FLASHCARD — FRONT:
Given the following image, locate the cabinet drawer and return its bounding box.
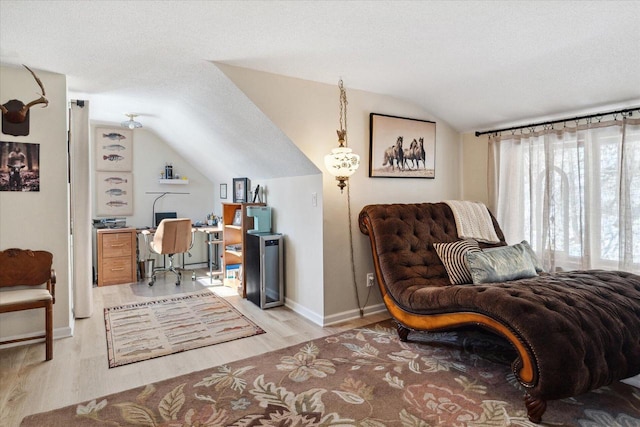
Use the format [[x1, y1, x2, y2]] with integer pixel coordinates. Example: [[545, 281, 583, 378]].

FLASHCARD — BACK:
[[102, 233, 133, 258], [101, 257, 133, 285]]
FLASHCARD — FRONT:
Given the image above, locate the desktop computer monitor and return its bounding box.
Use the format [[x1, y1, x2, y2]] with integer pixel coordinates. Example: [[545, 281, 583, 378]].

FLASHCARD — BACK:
[[155, 211, 177, 227]]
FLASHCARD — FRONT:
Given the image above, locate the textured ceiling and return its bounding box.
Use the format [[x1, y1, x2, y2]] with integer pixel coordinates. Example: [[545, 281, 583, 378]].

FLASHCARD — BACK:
[[1, 1, 639, 181]]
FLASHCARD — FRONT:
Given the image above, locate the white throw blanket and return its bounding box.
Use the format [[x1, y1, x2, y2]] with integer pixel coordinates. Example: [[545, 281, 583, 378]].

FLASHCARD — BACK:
[[444, 200, 500, 243]]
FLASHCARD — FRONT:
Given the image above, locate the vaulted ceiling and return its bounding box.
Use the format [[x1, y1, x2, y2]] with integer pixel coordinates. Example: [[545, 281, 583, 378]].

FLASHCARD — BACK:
[[1, 1, 638, 181]]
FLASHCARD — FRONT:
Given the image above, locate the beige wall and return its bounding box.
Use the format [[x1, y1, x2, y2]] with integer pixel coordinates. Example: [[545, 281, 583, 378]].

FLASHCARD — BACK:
[[0, 65, 72, 340], [461, 132, 489, 205], [219, 65, 463, 323]]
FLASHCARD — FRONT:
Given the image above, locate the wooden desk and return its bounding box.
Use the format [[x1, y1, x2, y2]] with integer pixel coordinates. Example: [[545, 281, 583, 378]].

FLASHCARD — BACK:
[[137, 225, 224, 283], [97, 228, 137, 286], [196, 225, 224, 283]]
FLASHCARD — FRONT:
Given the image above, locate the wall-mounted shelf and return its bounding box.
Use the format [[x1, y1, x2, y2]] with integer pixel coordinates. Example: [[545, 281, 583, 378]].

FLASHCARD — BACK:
[[158, 179, 189, 185]]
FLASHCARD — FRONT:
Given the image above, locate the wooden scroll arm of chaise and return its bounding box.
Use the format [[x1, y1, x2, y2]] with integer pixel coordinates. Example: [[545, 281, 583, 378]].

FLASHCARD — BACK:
[[360, 214, 545, 422], [381, 291, 545, 421]]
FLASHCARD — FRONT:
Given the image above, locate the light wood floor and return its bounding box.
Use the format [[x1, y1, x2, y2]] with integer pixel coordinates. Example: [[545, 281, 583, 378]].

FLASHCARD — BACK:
[[0, 269, 390, 426]]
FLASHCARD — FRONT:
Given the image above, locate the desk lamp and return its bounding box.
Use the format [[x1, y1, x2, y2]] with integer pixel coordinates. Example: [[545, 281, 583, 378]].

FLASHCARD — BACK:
[[146, 191, 189, 227]]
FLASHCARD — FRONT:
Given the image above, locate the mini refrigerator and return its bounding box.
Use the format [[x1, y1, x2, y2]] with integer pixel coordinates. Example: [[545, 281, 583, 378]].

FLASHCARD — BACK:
[[245, 233, 284, 309]]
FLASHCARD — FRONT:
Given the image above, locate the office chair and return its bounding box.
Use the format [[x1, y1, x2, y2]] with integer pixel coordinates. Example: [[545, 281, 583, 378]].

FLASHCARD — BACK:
[[142, 218, 194, 286]]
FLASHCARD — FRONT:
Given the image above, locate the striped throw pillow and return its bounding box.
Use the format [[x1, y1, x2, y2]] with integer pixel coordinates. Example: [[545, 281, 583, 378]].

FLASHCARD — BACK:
[[433, 239, 481, 285]]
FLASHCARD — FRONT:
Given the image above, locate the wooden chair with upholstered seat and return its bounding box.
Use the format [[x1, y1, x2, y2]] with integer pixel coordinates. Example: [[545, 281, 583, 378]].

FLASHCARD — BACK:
[[0, 248, 56, 360], [142, 218, 194, 286]]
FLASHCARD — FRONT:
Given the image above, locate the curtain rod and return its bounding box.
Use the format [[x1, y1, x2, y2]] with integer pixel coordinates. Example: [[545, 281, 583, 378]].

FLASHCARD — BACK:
[[475, 106, 640, 137]]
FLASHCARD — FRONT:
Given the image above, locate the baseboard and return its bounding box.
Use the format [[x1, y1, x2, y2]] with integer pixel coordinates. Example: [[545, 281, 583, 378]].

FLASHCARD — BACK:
[[284, 299, 387, 327], [0, 326, 73, 351], [322, 303, 387, 326], [284, 298, 324, 326]]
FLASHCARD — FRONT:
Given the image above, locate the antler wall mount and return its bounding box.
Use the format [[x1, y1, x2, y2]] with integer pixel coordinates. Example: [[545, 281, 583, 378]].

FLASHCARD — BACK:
[[1, 64, 49, 136]]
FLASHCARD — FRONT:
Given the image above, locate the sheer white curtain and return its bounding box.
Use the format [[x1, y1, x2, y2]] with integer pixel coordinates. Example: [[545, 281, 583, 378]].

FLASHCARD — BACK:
[[70, 100, 93, 318], [488, 116, 640, 274]]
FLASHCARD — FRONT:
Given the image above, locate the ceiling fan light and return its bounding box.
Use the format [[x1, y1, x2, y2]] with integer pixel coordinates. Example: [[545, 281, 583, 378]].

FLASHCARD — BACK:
[[121, 113, 142, 129]]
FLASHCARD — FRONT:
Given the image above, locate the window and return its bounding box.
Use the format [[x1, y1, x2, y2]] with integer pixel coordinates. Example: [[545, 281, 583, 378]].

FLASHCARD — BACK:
[[489, 118, 640, 273]]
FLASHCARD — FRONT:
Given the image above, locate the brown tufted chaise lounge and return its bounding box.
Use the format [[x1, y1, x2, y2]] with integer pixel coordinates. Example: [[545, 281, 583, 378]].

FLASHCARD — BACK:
[[358, 202, 640, 423]]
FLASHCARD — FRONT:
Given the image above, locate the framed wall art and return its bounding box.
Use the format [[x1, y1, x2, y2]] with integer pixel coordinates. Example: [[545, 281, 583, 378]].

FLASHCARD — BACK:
[[95, 127, 133, 171], [0, 141, 40, 192], [369, 113, 436, 178], [233, 177, 249, 203], [220, 183, 228, 199], [232, 208, 242, 226], [96, 171, 133, 216]]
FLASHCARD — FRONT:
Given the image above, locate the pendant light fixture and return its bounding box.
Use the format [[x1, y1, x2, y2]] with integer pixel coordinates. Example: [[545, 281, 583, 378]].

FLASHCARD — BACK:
[[121, 113, 142, 129], [324, 79, 360, 193]]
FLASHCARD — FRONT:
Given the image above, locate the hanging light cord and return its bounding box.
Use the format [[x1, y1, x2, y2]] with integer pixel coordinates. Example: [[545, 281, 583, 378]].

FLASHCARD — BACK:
[[347, 183, 372, 317], [338, 79, 348, 146], [339, 78, 371, 317]]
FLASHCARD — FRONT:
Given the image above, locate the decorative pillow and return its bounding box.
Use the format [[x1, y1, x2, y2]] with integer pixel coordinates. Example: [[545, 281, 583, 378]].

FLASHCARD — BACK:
[[433, 239, 481, 285], [485, 240, 544, 273], [465, 244, 538, 284]]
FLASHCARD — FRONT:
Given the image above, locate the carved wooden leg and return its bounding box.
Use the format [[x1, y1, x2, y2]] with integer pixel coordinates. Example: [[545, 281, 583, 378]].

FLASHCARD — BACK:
[[396, 323, 410, 342], [524, 392, 546, 423]]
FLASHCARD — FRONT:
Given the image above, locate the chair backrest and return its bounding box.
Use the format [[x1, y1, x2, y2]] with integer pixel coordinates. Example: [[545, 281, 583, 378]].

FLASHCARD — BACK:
[[152, 218, 193, 255], [0, 248, 53, 287]]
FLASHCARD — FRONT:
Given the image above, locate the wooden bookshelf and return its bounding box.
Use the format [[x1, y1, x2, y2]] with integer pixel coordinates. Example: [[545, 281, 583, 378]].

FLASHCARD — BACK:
[[222, 202, 265, 297]]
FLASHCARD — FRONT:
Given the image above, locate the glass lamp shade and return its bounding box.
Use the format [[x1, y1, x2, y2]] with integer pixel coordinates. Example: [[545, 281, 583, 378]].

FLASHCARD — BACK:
[[324, 146, 360, 192], [121, 114, 142, 129], [121, 119, 142, 129]]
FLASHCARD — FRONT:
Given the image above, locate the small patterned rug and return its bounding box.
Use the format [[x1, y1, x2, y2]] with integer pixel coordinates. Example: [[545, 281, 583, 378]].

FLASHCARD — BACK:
[[104, 291, 265, 368], [22, 320, 640, 426]]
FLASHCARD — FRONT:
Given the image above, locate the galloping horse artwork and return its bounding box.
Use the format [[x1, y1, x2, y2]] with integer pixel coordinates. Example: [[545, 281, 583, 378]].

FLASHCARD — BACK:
[[382, 136, 404, 171], [402, 138, 427, 170], [369, 113, 435, 178]]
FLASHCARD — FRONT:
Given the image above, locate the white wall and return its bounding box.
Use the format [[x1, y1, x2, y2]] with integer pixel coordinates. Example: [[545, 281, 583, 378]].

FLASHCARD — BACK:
[[90, 126, 216, 267], [261, 174, 324, 324], [218, 65, 463, 324], [0, 65, 72, 340]]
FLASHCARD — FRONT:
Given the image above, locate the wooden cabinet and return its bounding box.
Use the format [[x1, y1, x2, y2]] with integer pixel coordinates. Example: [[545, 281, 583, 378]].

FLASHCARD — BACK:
[[97, 228, 137, 286], [222, 202, 265, 297]]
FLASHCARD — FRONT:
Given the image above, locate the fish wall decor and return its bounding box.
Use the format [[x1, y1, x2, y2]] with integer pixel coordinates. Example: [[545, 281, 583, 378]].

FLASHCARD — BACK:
[[95, 127, 132, 172]]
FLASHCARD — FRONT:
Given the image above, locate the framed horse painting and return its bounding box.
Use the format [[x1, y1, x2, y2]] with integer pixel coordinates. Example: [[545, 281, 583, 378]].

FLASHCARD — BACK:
[[369, 113, 436, 178]]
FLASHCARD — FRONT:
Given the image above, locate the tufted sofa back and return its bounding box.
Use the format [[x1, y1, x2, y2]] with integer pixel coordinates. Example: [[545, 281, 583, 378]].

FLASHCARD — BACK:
[[359, 202, 506, 294]]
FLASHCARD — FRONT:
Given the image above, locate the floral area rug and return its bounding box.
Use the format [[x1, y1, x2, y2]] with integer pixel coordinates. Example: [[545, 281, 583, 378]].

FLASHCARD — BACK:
[[104, 291, 265, 368], [22, 320, 640, 426]]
